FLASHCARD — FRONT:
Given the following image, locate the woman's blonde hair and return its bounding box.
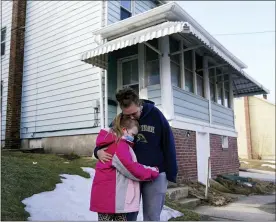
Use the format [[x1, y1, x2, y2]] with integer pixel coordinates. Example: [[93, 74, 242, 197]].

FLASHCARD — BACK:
[[111, 114, 139, 139]]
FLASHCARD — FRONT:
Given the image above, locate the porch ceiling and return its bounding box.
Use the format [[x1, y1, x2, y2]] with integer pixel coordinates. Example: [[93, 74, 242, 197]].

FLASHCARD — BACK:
[[80, 2, 269, 97]]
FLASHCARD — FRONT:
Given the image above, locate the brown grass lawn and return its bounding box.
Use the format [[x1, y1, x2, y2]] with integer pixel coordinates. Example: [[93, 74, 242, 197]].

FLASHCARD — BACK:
[[1, 151, 202, 221]]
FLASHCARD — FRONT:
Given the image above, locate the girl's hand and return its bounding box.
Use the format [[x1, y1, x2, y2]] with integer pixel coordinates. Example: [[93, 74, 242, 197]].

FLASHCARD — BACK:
[[97, 148, 112, 163]]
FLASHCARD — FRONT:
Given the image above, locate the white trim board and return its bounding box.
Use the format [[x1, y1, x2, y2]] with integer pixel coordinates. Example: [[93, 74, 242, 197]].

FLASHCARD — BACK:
[[170, 116, 237, 137]]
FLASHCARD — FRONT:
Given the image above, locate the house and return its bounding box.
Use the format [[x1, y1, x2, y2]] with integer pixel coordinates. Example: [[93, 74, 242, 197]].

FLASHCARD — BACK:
[[1, 1, 269, 184], [234, 96, 275, 160]]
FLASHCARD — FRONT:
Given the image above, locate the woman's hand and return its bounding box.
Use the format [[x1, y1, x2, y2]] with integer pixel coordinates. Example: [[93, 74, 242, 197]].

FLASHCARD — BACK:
[[97, 148, 112, 163]]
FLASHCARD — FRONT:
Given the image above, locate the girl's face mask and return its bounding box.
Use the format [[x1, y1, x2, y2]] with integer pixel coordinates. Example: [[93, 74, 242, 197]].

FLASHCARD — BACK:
[[123, 127, 138, 142], [125, 135, 134, 142]]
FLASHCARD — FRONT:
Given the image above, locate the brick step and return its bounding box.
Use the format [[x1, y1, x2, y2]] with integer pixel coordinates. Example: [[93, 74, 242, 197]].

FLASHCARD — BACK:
[[177, 198, 201, 209], [166, 187, 189, 201]]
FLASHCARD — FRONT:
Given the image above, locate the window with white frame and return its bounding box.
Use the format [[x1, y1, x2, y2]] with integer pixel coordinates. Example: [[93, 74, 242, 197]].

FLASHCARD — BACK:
[[184, 50, 193, 92], [145, 39, 160, 86], [222, 136, 229, 149], [169, 37, 181, 87], [120, 0, 132, 20], [1, 27, 6, 56]]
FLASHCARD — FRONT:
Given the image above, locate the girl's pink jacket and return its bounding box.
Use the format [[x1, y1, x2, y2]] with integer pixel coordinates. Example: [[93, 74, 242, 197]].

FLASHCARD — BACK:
[[90, 129, 159, 214]]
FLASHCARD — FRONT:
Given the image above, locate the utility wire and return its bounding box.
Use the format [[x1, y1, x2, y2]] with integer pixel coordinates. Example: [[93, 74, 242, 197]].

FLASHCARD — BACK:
[[213, 30, 275, 36]]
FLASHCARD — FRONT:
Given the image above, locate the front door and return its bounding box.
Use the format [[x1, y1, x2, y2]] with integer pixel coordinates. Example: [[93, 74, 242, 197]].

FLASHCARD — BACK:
[[118, 55, 139, 94]]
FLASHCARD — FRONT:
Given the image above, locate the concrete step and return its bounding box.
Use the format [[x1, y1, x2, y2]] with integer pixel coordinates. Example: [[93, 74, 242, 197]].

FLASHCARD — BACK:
[[166, 187, 189, 201], [178, 198, 201, 209]]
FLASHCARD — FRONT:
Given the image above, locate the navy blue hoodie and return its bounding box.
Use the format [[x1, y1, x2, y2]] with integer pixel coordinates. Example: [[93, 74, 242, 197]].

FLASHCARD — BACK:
[[94, 100, 178, 183]]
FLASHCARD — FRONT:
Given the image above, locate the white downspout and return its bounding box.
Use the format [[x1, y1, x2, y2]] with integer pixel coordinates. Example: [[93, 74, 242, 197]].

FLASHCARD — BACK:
[[104, 69, 108, 128], [99, 70, 104, 128], [104, 0, 108, 128]]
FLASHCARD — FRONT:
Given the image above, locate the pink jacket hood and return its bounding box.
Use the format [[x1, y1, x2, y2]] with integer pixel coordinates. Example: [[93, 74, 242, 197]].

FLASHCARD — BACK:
[[96, 129, 134, 148], [96, 129, 116, 147]]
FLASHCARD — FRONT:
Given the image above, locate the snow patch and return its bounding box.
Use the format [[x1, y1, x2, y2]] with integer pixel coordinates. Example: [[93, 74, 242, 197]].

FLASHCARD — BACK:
[[261, 164, 276, 169], [22, 167, 183, 221], [264, 161, 275, 164], [240, 161, 249, 164]]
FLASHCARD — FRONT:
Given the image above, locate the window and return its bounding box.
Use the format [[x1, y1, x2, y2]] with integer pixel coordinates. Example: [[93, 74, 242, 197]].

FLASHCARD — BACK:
[[196, 72, 204, 97], [1, 27, 6, 56], [184, 50, 193, 92], [122, 58, 139, 94], [185, 70, 193, 92], [216, 70, 223, 105], [120, 0, 132, 20], [195, 54, 204, 97], [145, 39, 160, 86], [209, 68, 216, 102], [224, 75, 230, 108], [170, 37, 181, 87], [221, 136, 229, 149]]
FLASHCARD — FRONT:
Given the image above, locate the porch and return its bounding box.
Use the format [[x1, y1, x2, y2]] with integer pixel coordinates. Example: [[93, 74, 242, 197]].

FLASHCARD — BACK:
[[81, 2, 269, 135]]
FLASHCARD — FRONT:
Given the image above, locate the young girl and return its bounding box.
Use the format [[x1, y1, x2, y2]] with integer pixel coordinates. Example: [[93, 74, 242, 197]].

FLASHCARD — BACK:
[[90, 114, 159, 221]]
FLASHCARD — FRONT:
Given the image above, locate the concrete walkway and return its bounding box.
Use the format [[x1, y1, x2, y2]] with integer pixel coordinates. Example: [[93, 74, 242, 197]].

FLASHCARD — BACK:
[[195, 194, 276, 221]]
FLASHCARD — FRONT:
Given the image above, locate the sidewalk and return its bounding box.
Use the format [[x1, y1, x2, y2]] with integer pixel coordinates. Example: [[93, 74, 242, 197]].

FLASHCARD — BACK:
[[194, 194, 276, 221]]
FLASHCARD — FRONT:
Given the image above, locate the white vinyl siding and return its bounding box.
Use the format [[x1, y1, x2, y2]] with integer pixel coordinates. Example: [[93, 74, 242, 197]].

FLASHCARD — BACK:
[[1, 1, 13, 144]]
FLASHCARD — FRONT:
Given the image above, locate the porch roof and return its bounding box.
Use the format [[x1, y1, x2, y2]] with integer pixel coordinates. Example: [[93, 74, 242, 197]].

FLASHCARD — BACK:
[[81, 2, 269, 97]]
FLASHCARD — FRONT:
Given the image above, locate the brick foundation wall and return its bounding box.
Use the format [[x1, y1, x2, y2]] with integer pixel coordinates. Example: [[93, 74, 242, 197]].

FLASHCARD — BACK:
[[5, 0, 27, 149], [210, 134, 239, 178], [172, 128, 198, 182]]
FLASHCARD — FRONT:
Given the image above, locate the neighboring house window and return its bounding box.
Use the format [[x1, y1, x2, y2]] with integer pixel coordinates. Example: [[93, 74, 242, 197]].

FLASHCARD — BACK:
[[1, 27, 6, 56], [145, 39, 160, 86], [120, 0, 132, 20], [221, 136, 229, 149], [170, 37, 181, 87], [184, 50, 193, 92]]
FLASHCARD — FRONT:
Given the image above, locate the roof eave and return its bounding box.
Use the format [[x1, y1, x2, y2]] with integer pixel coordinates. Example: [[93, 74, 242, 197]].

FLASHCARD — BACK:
[[93, 2, 247, 69]]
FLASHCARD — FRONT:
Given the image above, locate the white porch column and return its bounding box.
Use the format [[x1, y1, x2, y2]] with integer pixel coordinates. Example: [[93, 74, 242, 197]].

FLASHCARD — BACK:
[[159, 36, 174, 120], [138, 43, 148, 100], [229, 73, 234, 109], [192, 50, 197, 94], [203, 56, 212, 123]]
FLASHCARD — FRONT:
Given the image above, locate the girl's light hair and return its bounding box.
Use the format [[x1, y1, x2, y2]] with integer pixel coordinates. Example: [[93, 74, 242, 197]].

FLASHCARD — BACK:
[[111, 114, 139, 141]]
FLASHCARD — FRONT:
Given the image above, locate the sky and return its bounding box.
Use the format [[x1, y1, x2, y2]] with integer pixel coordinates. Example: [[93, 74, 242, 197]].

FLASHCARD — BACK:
[[177, 1, 275, 104]]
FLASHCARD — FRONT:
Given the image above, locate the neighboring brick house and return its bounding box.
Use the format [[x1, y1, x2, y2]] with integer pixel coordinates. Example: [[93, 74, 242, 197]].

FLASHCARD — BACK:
[[1, 1, 269, 184]]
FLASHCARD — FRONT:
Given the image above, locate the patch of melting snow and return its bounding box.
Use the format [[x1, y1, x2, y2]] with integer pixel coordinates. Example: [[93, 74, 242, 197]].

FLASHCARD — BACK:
[[240, 161, 249, 164], [22, 167, 183, 221], [265, 160, 275, 164], [261, 164, 276, 169]]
